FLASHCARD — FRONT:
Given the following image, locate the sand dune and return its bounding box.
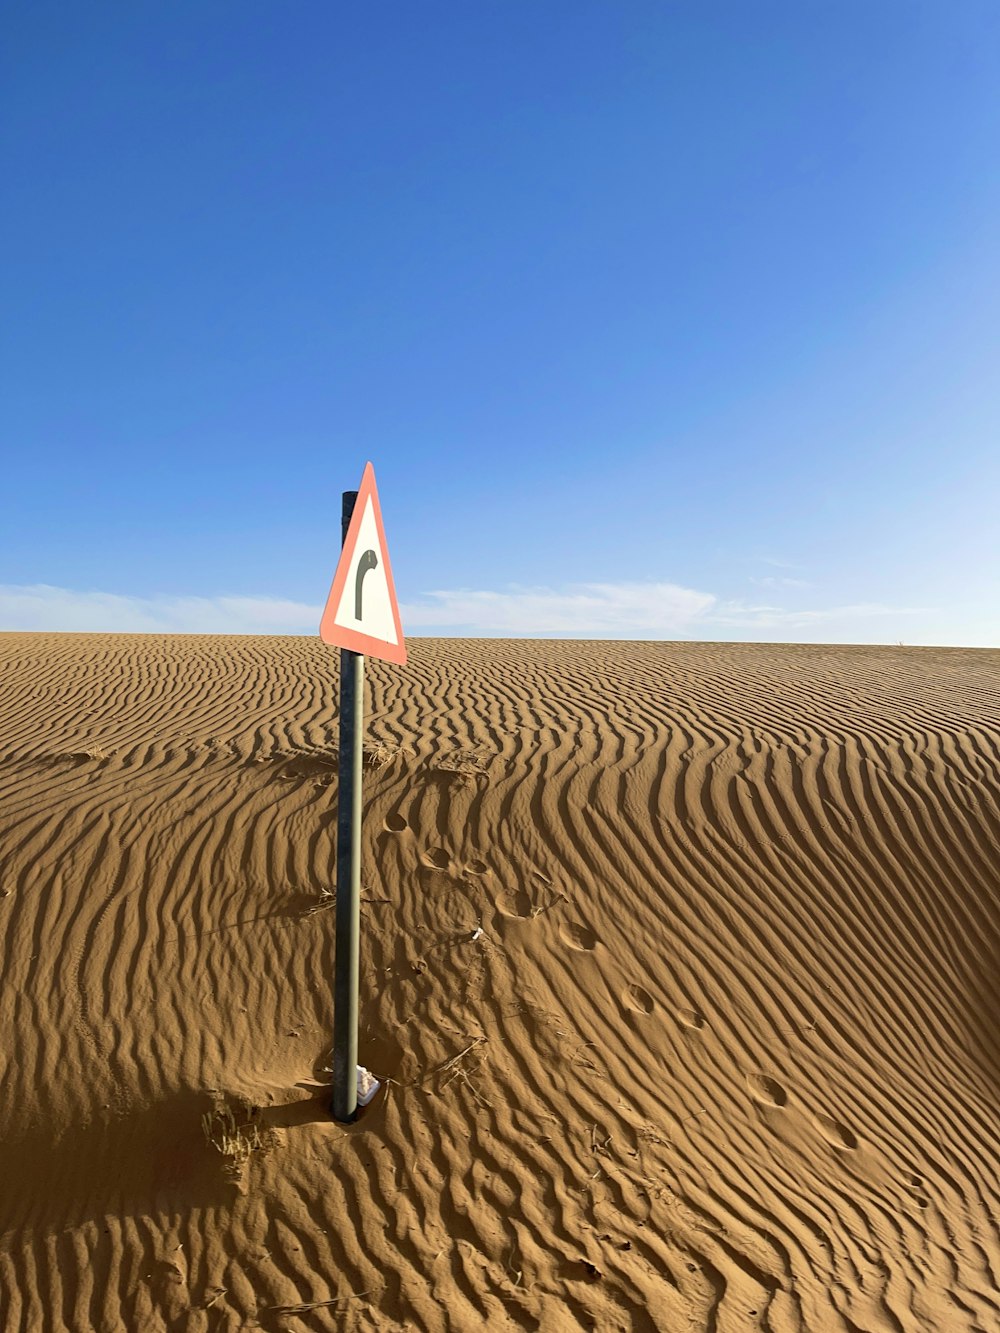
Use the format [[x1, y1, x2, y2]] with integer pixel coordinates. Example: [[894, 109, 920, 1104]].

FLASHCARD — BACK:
[[1, 633, 999, 1331]]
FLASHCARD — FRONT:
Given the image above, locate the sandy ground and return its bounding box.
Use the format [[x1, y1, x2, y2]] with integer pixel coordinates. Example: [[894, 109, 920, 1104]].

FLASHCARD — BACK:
[[1, 633, 999, 1332]]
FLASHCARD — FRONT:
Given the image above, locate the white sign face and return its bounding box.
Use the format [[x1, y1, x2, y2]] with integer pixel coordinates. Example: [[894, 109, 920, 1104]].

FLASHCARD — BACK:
[[330, 493, 399, 645], [319, 462, 407, 665]]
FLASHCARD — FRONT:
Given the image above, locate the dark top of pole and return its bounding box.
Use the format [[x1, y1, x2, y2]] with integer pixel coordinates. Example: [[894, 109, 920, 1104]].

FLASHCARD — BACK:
[[342, 491, 358, 544]]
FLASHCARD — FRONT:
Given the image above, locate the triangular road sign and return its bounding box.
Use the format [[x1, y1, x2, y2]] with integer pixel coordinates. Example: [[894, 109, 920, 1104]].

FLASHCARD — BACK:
[[320, 462, 407, 665]]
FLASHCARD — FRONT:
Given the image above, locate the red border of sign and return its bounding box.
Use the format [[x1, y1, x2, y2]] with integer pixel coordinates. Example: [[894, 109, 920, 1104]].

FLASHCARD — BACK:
[[319, 462, 408, 665]]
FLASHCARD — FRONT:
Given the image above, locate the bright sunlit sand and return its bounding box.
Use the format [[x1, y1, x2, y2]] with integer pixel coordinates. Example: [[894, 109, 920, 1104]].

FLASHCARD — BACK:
[[2, 632, 998, 1330]]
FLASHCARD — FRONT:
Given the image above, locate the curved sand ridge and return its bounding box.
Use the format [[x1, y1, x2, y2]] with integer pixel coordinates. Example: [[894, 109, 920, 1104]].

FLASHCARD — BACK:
[[1, 634, 999, 1331]]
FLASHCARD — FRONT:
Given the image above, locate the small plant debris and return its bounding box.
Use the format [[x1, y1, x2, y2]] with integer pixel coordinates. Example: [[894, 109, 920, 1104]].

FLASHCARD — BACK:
[[201, 1093, 275, 1182], [363, 741, 399, 770]]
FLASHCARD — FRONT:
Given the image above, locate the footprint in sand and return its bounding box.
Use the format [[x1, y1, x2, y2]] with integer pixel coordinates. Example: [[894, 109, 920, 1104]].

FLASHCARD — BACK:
[[465, 859, 489, 876], [814, 1113, 858, 1150], [676, 1007, 706, 1030], [560, 922, 597, 951], [421, 846, 451, 870], [498, 887, 534, 918], [624, 984, 654, 1014], [747, 1073, 788, 1107], [384, 811, 408, 832]]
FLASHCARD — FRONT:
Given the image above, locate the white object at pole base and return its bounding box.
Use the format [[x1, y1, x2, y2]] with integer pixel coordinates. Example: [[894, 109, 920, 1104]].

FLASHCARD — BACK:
[[357, 1065, 381, 1108]]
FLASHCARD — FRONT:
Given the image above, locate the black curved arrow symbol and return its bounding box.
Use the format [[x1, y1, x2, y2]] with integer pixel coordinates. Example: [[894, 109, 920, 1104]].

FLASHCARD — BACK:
[[355, 549, 378, 621]]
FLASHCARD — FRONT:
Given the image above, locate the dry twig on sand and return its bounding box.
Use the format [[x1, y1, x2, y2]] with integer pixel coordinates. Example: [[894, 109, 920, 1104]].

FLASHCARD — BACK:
[[201, 1094, 275, 1181], [363, 740, 400, 769], [260, 1290, 372, 1315]]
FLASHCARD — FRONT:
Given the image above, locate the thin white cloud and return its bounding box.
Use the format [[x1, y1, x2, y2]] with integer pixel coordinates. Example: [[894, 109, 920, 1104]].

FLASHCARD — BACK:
[[758, 556, 805, 571], [0, 580, 935, 641], [705, 600, 932, 630], [749, 575, 812, 589], [401, 584, 932, 637], [399, 582, 715, 635], [0, 584, 321, 634]]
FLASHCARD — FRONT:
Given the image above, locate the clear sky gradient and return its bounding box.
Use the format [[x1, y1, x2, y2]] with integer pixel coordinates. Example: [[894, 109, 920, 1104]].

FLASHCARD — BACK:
[[3, 3, 998, 644]]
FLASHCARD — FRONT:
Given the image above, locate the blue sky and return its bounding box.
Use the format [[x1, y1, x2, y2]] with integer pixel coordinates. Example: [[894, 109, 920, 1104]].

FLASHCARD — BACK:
[[2, 2, 998, 644]]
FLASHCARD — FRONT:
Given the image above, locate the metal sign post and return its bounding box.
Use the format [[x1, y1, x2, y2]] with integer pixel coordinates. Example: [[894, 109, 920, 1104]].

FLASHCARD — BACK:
[[320, 463, 406, 1124], [322, 463, 405, 1119], [333, 490, 364, 1123]]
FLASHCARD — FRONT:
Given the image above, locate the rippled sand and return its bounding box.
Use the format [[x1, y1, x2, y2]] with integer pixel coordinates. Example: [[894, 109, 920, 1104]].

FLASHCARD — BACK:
[[1, 633, 998, 1331]]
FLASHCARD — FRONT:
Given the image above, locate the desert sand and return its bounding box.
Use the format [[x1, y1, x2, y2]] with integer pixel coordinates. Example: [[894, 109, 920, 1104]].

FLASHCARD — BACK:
[[1, 633, 999, 1332]]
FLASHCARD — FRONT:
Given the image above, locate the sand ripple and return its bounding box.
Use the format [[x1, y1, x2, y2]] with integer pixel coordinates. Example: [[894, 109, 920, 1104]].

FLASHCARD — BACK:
[[1, 634, 999, 1330]]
